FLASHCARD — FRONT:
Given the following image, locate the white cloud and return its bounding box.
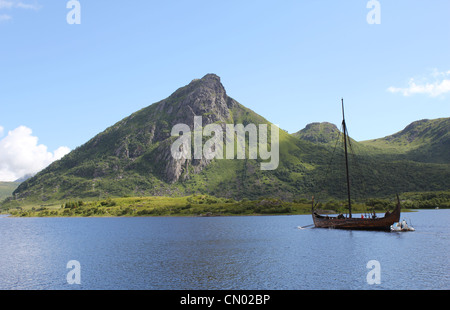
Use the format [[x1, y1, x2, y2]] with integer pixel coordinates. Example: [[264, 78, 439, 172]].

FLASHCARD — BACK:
[[0, 13, 11, 21], [15, 2, 39, 10], [0, 0, 14, 9], [0, 126, 70, 182], [0, 126, 4, 137], [388, 70, 450, 98], [0, 0, 40, 21], [0, 0, 39, 10]]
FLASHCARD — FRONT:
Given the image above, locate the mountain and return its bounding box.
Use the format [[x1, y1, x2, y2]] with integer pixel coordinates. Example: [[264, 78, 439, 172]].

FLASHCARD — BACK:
[[292, 117, 450, 199], [11, 74, 296, 202], [292, 122, 341, 144], [6, 74, 450, 205], [360, 118, 450, 164]]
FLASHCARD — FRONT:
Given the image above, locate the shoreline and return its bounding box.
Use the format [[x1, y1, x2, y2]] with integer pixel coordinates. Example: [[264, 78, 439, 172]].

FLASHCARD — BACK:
[[3, 192, 445, 218], [1, 208, 422, 219]]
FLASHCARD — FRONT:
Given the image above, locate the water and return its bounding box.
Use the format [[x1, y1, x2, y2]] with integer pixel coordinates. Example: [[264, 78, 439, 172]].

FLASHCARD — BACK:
[[0, 210, 448, 290]]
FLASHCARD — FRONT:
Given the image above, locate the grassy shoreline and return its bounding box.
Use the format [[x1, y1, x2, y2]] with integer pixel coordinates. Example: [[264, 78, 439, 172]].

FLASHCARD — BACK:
[[1, 194, 422, 218]]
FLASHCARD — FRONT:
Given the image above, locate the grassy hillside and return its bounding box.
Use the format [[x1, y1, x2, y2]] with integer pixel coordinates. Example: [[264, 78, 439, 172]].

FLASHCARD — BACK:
[[292, 122, 342, 145], [360, 118, 450, 163], [0, 182, 19, 201]]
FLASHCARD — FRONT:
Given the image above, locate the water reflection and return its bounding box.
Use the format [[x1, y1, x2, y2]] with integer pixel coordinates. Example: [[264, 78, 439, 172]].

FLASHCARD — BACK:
[[0, 211, 448, 290]]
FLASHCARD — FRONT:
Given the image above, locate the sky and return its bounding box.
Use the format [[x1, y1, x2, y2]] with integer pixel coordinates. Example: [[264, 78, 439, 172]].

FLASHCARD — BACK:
[[0, 0, 449, 181]]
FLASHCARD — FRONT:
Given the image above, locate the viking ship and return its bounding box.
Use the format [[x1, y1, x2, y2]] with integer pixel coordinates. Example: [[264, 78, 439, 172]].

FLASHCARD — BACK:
[[312, 99, 401, 231]]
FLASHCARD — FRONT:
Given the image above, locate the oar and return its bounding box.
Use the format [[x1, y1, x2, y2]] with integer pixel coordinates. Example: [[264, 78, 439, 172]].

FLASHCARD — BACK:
[[298, 224, 315, 229]]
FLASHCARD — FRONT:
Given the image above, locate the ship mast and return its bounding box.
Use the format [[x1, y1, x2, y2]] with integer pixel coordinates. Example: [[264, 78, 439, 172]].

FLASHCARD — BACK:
[[341, 98, 352, 218]]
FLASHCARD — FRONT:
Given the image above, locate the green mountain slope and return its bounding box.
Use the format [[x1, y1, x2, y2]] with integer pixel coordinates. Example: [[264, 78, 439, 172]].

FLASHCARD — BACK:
[[360, 118, 450, 163], [4, 74, 450, 206], [291, 118, 450, 199], [292, 122, 341, 144]]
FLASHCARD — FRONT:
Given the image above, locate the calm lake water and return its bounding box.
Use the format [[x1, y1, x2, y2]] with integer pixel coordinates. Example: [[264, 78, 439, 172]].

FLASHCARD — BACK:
[[0, 210, 448, 290]]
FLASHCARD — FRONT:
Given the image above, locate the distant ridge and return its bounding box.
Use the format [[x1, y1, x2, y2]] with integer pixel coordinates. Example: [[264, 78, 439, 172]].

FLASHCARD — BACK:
[[0, 182, 19, 201], [292, 122, 341, 144], [361, 118, 450, 163], [14, 174, 35, 183]]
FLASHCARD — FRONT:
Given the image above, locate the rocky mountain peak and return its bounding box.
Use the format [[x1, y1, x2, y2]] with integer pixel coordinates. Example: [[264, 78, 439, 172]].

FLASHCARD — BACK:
[[156, 73, 235, 129]]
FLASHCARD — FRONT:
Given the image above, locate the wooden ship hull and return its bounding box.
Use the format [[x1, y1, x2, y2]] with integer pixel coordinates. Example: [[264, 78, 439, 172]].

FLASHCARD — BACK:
[[312, 199, 401, 231]]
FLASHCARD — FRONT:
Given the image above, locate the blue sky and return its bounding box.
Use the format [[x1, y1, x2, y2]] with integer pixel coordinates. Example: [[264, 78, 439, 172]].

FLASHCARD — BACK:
[[0, 0, 449, 181]]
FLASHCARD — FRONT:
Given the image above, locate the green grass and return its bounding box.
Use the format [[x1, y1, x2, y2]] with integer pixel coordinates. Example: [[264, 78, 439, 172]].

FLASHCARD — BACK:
[[3, 195, 310, 217], [3, 190, 436, 218], [360, 118, 449, 164]]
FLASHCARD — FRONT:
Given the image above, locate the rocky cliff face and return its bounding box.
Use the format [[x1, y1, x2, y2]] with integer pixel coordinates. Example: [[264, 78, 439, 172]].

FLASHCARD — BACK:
[[103, 73, 240, 183], [161, 74, 236, 128], [148, 74, 238, 182]]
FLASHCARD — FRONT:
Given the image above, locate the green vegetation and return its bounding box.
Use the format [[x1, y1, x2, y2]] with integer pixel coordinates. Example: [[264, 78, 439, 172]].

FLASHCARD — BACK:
[[3, 195, 310, 217], [360, 118, 450, 164], [397, 191, 450, 209], [3, 190, 448, 218], [292, 122, 342, 144]]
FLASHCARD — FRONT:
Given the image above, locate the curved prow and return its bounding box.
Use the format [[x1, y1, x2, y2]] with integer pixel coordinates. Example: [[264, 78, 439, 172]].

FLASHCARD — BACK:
[[391, 194, 402, 223]]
